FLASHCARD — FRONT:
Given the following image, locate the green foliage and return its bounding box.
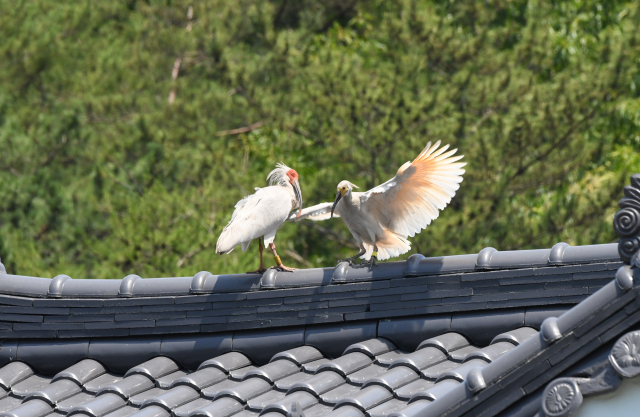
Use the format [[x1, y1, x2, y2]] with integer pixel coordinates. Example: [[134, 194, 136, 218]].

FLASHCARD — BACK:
[[1, 0, 639, 278]]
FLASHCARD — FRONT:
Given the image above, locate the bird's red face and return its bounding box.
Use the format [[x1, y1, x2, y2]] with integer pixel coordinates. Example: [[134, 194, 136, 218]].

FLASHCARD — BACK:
[[286, 169, 299, 184]]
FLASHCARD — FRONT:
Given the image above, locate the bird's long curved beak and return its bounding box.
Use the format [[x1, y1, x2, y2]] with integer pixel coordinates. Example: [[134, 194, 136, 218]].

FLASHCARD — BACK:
[[293, 179, 303, 218], [331, 190, 342, 218]]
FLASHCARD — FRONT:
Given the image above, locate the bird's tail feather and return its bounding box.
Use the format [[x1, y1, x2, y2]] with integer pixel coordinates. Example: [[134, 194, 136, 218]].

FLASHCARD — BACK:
[[362, 230, 411, 261]]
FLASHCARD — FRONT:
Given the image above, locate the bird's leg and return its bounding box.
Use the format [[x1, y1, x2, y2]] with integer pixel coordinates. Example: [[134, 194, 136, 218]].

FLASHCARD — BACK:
[[246, 238, 267, 274], [366, 245, 379, 270], [269, 242, 297, 272], [338, 244, 366, 266]]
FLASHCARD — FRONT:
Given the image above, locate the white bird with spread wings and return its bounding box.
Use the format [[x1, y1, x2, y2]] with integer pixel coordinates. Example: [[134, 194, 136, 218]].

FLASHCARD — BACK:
[[288, 141, 465, 267]]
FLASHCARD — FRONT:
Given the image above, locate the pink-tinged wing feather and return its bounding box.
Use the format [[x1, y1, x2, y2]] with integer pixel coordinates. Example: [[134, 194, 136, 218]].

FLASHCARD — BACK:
[[361, 141, 465, 238]]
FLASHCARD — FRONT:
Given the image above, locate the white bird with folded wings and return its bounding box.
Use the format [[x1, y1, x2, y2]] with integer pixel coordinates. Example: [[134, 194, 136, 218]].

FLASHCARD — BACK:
[[288, 141, 465, 267]]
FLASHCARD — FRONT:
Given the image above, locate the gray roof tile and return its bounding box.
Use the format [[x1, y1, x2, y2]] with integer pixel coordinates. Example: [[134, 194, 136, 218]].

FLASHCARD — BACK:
[[273, 372, 313, 391], [342, 339, 397, 358], [316, 353, 371, 377], [185, 397, 243, 417], [289, 371, 344, 396], [246, 390, 285, 411], [102, 407, 138, 417], [169, 368, 225, 391], [97, 375, 155, 399], [0, 399, 52, 417], [270, 346, 323, 365], [212, 377, 271, 403], [172, 399, 211, 417], [70, 393, 127, 417], [388, 347, 446, 373], [154, 370, 188, 389], [416, 333, 469, 354], [394, 379, 434, 401], [25, 379, 82, 405], [128, 388, 164, 407], [142, 385, 199, 410], [0, 240, 629, 417], [447, 345, 478, 362], [335, 384, 393, 411], [127, 405, 169, 417], [57, 393, 95, 413], [196, 352, 251, 373], [0, 362, 33, 390], [124, 358, 178, 380], [367, 398, 407, 417], [345, 364, 387, 385], [364, 366, 419, 391], [200, 379, 237, 400], [320, 384, 361, 406], [11, 375, 52, 398], [242, 360, 299, 383], [83, 375, 122, 395], [53, 360, 106, 386]]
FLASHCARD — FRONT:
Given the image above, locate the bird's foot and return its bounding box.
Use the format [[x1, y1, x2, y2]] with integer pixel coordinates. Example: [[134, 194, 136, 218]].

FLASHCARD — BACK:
[[271, 265, 297, 272], [365, 255, 378, 270], [246, 267, 267, 274], [337, 257, 358, 266]]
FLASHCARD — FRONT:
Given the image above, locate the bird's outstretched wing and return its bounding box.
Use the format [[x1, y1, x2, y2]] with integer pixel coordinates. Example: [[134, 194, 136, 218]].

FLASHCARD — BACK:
[[361, 140, 465, 238], [286, 202, 340, 222]]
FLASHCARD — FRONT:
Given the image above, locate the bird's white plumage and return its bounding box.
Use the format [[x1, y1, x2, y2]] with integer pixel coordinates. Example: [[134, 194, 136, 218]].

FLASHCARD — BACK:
[[288, 202, 340, 222], [216, 163, 301, 255], [290, 141, 465, 261]]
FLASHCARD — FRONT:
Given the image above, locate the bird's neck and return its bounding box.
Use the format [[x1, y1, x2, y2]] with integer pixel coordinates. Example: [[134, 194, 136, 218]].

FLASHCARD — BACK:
[[282, 183, 299, 209]]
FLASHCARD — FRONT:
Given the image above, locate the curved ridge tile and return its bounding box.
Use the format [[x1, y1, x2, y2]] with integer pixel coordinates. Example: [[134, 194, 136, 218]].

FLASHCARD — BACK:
[[335, 385, 393, 412], [395, 379, 435, 401], [364, 366, 418, 391], [11, 375, 52, 398], [408, 379, 460, 403], [197, 352, 251, 373], [325, 405, 366, 417], [0, 362, 33, 390], [97, 375, 155, 399], [200, 379, 238, 400], [124, 357, 179, 380], [53, 359, 106, 385], [128, 405, 169, 417], [213, 378, 271, 404], [320, 384, 362, 406], [25, 379, 82, 405], [388, 399, 432, 417], [188, 397, 243, 417], [270, 346, 323, 366], [436, 359, 488, 383], [343, 338, 397, 359], [83, 374, 122, 395], [170, 368, 226, 391], [156, 370, 189, 389], [490, 327, 538, 346], [389, 347, 446, 373], [274, 373, 313, 392], [0, 399, 52, 417], [463, 342, 515, 363], [260, 390, 317, 415], [417, 333, 469, 355], [346, 364, 388, 386], [242, 360, 299, 383], [172, 398, 212, 417], [69, 392, 127, 417], [288, 371, 344, 396], [316, 353, 371, 377], [142, 385, 199, 411], [447, 346, 478, 363]]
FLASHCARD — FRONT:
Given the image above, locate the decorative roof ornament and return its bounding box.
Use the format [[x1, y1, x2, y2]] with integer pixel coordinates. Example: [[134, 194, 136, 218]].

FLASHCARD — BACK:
[[609, 330, 640, 378], [541, 378, 583, 417], [614, 174, 640, 264]]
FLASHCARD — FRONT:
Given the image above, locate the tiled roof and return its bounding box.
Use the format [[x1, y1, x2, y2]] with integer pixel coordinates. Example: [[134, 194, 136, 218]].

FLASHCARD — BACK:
[[0, 326, 541, 417], [0, 243, 621, 339]]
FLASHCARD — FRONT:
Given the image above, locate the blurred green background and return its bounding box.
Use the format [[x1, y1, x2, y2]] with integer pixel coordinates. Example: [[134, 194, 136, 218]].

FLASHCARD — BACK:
[[1, 0, 639, 279]]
